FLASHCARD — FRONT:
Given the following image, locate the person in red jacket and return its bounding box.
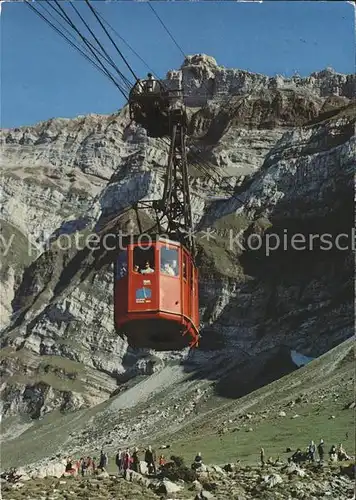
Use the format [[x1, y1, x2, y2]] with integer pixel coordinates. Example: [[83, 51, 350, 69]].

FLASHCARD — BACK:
[[123, 449, 132, 472]]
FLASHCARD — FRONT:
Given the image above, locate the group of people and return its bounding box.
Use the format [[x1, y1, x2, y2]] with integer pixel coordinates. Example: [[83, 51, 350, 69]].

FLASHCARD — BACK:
[[134, 262, 154, 274], [133, 260, 178, 276], [63, 447, 166, 477], [289, 441, 352, 464], [63, 450, 109, 477], [115, 446, 166, 475]]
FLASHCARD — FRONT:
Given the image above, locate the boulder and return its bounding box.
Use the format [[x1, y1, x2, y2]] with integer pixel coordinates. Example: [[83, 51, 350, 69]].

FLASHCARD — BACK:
[[195, 490, 216, 499], [209, 465, 226, 475], [192, 479, 203, 491], [124, 469, 153, 488], [158, 478, 183, 494], [263, 473, 283, 487], [18, 473, 31, 482], [97, 471, 110, 479], [139, 460, 149, 475], [29, 462, 66, 479], [283, 463, 306, 477]]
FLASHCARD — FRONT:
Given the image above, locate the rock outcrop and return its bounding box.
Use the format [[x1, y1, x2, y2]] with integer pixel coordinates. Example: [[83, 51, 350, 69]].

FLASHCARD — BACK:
[[1, 462, 354, 500]]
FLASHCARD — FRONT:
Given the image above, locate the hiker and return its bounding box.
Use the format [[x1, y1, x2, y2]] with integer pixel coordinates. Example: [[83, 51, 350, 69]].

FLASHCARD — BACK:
[[194, 452, 202, 464], [329, 445, 338, 462], [192, 452, 203, 470], [145, 445, 156, 475], [91, 456, 97, 474], [98, 450, 108, 471], [260, 447, 265, 466], [132, 447, 140, 473], [80, 457, 87, 477], [317, 439, 325, 462], [86, 456, 94, 475], [308, 441, 316, 462], [337, 444, 351, 461], [291, 449, 304, 464], [123, 449, 132, 472], [115, 449, 122, 473], [65, 457, 76, 475], [159, 455, 166, 467]]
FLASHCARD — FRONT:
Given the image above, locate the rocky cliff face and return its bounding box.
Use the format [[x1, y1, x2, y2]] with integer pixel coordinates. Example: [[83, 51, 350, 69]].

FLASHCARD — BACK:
[[0, 56, 354, 426]]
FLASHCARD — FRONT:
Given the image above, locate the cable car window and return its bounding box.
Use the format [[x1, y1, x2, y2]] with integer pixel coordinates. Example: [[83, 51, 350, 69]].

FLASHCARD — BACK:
[[183, 254, 187, 280], [116, 250, 127, 279], [161, 247, 179, 276], [133, 246, 155, 274]]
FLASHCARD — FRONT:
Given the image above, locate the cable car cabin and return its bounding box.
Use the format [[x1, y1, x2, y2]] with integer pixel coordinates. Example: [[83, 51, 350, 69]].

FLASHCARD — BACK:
[[114, 236, 199, 350], [129, 79, 185, 138], [129, 79, 170, 137]]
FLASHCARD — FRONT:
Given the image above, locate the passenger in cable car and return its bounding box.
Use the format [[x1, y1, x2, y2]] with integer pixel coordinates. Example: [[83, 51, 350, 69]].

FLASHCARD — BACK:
[[133, 264, 140, 273], [162, 262, 175, 276], [140, 261, 154, 274], [160, 247, 179, 276], [145, 73, 160, 93], [172, 259, 178, 275]]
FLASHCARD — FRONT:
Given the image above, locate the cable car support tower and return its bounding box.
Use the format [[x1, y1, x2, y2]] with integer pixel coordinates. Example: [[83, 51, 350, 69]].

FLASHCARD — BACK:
[[129, 80, 195, 257]]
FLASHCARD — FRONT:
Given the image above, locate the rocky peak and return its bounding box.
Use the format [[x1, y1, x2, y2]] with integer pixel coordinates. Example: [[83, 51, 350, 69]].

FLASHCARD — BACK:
[[165, 57, 355, 107]]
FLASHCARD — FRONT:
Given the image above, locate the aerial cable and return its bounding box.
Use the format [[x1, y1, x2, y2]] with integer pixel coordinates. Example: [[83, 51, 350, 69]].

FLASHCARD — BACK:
[[42, 1, 131, 92], [52, 0, 129, 98], [92, 5, 160, 80], [25, 1, 128, 99], [84, 0, 139, 83], [47, 0, 132, 91], [69, 1, 133, 91], [39, 2, 84, 46], [147, 3, 214, 100], [147, 3, 186, 59]]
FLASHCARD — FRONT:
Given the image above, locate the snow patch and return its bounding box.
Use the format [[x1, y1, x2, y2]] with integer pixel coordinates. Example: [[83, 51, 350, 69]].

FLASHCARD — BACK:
[[291, 350, 314, 367]]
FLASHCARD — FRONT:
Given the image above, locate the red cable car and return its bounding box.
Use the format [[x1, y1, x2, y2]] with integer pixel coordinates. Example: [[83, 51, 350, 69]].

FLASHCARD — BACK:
[[114, 235, 199, 350], [111, 77, 200, 350]]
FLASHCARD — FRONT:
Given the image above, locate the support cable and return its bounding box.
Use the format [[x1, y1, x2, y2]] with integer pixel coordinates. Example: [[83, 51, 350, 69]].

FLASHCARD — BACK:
[[147, 2, 186, 59], [69, 1, 133, 90], [84, 0, 139, 83], [52, 0, 129, 97], [25, 0, 128, 99]]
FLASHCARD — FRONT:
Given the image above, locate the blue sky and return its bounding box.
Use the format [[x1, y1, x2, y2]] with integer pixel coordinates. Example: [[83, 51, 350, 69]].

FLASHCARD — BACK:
[[1, 1, 355, 128]]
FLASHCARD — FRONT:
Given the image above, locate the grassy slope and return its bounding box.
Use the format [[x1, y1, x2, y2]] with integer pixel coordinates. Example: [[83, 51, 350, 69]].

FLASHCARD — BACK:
[[151, 338, 354, 466]]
